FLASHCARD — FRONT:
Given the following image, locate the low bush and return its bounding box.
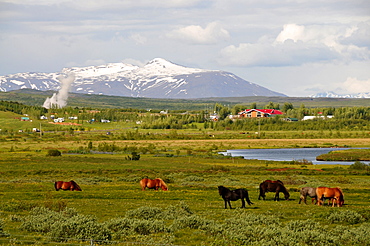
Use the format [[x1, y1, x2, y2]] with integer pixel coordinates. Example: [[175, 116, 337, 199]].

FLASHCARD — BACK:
[[349, 161, 369, 170], [46, 149, 61, 156], [0, 219, 9, 237], [327, 210, 366, 224], [21, 207, 111, 242]]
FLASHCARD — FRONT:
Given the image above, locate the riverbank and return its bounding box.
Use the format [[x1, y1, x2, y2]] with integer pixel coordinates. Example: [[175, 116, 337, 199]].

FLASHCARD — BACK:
[[316, 148, 370, 161]]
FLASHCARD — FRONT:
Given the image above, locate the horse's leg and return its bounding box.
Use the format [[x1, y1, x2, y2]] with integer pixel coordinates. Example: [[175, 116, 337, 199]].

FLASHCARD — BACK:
[[259, 190, 265, 200], [241, 198, 245, 208], [228, 200, 232, 209], [304, 195, 308, 204], [224, 200, 228, 209], [275, 191, 280, 201], [312, 197, 317, 204]]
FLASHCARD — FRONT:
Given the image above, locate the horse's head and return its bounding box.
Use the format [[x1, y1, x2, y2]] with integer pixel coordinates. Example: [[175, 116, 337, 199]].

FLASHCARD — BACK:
[[218, 186, 224, 195], [284, 192, 290, 200], [159, 179, 168, 191], [161, 184, 168, 191], [71, 180, 82, 191], [282, 186, 290, 200]]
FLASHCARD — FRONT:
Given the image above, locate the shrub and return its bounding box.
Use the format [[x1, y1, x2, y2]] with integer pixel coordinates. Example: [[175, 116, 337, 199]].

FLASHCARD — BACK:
[[184, 175, 205, 182], [46, 149, 61, 156], [0, 219, 9, 237], [125, 206, 162, 220], [327, 210, 365, 224], [349, 161, 369, 170], [21, 207, 111, 242], [49, 214, 111, 242], [125, 151, 140, 160]]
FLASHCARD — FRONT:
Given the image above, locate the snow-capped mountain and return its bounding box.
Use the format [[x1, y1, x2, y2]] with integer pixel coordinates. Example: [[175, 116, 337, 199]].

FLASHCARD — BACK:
[[310, 91, 370, 98], [0, 58, 286, 99]]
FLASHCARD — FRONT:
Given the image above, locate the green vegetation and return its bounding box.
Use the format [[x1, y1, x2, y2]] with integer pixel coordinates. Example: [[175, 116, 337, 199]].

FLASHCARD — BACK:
[[0, 98, 370, 245], [317, 149, 370, 161]]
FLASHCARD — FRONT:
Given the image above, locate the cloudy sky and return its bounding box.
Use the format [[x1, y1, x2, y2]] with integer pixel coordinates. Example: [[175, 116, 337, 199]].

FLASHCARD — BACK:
[[1, 0, 369, 97]]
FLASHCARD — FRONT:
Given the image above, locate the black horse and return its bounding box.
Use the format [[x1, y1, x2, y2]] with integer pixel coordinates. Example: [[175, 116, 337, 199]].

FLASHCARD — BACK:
[[218, 186, 253, 209], [258, 181, 290, 201]]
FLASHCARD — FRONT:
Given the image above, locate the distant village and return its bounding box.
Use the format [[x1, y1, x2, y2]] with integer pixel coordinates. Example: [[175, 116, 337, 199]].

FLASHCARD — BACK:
[[15, 108, 334, 133]]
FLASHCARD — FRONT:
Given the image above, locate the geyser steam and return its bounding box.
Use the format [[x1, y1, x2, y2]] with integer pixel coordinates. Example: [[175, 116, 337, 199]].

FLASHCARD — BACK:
[[43, 73, 75, 109]]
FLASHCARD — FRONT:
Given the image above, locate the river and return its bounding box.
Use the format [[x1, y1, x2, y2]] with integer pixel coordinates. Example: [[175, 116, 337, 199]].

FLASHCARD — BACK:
[[220, 148, 363, 165]]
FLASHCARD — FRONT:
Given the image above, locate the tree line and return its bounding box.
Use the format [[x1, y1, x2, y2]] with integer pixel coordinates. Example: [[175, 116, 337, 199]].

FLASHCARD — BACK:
[[2, 100, 370, 132]]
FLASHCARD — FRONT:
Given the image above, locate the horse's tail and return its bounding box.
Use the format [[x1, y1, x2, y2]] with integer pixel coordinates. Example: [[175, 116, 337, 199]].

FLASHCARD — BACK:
[[246, 191, 253, 205], [54, 181, 59, 191], [140, 178, 147, 190]]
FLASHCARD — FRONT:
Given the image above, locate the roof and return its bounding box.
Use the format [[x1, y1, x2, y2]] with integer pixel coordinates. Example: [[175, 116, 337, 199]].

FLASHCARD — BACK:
[[239, 109, 284, 115]]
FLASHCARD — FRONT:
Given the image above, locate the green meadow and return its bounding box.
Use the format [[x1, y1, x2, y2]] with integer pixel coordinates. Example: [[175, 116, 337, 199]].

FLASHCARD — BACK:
[[0, 102, 370, 245], [1, 136, 370, 245]]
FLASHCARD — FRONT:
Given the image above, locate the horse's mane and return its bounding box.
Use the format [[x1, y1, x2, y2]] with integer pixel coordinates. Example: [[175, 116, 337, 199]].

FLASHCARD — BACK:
[[70, 180, 81, 190], [157, 178, 168, 189]]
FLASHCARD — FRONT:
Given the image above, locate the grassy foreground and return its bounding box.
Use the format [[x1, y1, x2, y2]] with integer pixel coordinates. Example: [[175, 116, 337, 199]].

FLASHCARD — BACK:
[[0, 138, 370, 245]]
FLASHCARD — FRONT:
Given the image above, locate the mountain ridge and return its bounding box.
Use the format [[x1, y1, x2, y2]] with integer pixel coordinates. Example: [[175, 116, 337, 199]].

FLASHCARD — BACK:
[[0, 58, 286, 99], [310, 91, 370, 98]]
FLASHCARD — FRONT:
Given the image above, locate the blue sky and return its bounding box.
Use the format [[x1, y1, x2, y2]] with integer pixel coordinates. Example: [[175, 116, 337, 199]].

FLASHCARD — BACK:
[[0, 0, 369, 97]]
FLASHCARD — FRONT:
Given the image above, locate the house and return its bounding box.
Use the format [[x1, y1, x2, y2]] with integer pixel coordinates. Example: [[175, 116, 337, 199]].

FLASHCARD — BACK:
[[302, 115, 334, 120], [282, 117, 298, 122], [209, 113, 219, 121], [238, 109, 284, 118], [54, 117, 65, 123]]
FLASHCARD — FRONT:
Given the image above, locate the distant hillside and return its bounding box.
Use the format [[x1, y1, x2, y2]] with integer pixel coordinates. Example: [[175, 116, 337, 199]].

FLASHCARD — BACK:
[[1, 89, 370, 110], [0, 58, 286, 99]]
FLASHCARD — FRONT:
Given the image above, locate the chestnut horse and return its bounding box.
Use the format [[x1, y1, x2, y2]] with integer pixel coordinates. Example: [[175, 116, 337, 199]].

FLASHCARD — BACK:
[[316, 187, 344, 207], [54, 180, 82, 191], [140, 178, 168, 191]]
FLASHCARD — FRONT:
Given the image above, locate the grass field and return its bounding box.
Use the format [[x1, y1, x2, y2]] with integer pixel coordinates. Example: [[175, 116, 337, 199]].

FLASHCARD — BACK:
[[0, 136, 369, 245]]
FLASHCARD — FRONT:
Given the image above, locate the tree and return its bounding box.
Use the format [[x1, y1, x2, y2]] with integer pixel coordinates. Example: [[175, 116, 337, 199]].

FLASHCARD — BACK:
[[282, 102, 294, 112]]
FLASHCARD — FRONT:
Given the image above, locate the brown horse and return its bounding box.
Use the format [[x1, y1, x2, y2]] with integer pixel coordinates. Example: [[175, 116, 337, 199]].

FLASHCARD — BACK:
[[264, 180, 284, 185], [140, 178, 168, 191], [54, 180, 82, 191], [259, 180, 290, 201], [316, 187, 344, 207]]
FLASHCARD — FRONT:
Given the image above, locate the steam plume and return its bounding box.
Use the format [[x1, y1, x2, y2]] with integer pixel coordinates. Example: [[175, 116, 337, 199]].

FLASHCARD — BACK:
[[43, 73, 75, 109]]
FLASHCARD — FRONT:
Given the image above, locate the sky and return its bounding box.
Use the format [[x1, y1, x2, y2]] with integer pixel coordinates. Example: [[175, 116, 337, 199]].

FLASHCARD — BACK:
[[0, 0, 369, 97]]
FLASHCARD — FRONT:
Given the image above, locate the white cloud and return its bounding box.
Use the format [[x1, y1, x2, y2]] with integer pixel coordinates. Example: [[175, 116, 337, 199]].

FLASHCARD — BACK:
[[336, 77, 370, 94], [219, 22, 370, 67], [129, 33, 147, 45], [167, 22, 230, 44], [275, 24, 305, 43]]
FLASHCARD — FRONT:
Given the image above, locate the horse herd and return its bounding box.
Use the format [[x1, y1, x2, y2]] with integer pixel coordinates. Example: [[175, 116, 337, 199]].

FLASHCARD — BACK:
[[218, 180, 345, 209], [54, 178, 345, 209]]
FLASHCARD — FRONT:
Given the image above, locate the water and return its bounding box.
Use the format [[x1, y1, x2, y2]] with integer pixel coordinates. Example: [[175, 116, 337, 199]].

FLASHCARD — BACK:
[[220, 148, 366, 165]]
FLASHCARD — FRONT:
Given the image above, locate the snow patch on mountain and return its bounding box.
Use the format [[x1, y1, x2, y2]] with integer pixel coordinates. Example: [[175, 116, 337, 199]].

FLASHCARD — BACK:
[[0, 58, 286, 98], [310, 91, 370, 98]]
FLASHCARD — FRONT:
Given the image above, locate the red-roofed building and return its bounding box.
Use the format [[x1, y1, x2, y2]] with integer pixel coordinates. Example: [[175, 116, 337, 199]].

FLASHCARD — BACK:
[[238, 109, 284, 118]]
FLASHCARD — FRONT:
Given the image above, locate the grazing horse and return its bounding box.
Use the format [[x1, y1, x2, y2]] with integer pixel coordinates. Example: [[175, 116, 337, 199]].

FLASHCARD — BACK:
[[299, 187, 317, 204], [54, 180, 82, 191], [316, 187, 344, 207], [140, 178, 168, 191], [264, 180, 284, 185], [218, 186, 253, 209], [259, 180, 290, 201]]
